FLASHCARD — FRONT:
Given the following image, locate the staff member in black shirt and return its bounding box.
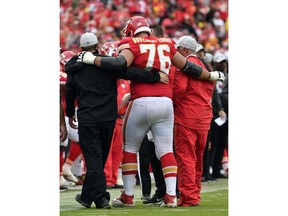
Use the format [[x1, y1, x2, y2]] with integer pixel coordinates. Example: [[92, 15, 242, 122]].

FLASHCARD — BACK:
[[65, 32, 168, 209]]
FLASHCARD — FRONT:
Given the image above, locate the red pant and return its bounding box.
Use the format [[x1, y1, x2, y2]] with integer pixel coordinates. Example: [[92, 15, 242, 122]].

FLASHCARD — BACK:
[[104, 118, 123, 185], [174, 123, 208, 206]]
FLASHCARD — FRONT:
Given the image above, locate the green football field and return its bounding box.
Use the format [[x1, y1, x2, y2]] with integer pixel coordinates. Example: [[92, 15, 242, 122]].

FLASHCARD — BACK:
[[60, 179, 228, 216]]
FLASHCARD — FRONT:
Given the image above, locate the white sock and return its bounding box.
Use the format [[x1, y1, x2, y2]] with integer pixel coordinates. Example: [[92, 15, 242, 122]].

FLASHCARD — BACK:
[[63, 163, 72, 173], [71, 156, 82, 176], [122, 174, 135, 196], [165, 176, 176, 196]]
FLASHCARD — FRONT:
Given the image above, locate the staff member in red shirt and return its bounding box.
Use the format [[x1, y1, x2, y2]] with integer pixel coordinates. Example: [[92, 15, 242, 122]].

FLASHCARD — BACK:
[[173, 36, 216, 206]]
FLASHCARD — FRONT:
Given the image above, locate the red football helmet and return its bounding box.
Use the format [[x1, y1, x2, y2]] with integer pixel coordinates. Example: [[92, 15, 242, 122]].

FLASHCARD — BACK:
[[122, 16, 151, 38], [60, 50, 75, 85], [100, 42, 113, 56], [60, 50, 76, 66], [100, 41, 120, 57]]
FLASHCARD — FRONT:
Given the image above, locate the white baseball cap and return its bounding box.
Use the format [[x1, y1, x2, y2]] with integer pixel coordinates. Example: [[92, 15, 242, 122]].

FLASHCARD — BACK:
[[213, 53, 227, 63], [80, 32, 98, 47], [176, 36, 197, 51], [196, 43, 205, 52], [205, 53, 213, 63]]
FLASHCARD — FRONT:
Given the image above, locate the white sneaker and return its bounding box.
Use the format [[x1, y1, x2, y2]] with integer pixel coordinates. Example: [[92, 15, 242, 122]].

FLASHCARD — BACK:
[[62, 163, 79, 183], [60, 176, 76, 186]]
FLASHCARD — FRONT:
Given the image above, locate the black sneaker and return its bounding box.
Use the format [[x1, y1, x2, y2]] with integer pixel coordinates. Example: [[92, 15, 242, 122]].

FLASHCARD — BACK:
[[211, 173, 228, 179], [204, 174, 217, 181], [60, 186, 68, 192], [75, 194, 92, 208], [141, 194, 151, 200], [143, 194, 163, 205], [96, 198, 111, 209], [201, 176, 208, 183]]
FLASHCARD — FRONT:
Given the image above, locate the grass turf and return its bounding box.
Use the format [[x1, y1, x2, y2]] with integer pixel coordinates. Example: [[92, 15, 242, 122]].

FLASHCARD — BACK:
[[60, 179, 228, 216]]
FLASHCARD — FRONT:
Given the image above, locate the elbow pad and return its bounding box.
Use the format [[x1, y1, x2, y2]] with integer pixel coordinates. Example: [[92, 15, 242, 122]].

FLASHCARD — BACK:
[[100, 55, 127, 72], [182, 60, 203, 78]]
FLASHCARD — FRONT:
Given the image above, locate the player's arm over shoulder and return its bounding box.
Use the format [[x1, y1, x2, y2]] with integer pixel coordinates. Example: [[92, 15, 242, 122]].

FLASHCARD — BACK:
[[98, 38, 132, 72]]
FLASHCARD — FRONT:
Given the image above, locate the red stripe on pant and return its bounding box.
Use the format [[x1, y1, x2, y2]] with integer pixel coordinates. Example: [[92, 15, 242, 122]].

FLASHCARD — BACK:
[[122, 151, 138, 176], [160, 152, 177, 178]]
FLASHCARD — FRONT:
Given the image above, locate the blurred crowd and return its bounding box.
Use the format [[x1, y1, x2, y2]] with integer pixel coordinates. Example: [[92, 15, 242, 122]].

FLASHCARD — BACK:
[[60, 0, 228, 57]]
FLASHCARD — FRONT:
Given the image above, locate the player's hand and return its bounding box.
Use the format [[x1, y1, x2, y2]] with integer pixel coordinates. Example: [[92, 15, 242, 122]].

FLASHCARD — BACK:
[[77, 51, 96, 64], [69, 116, 78, 129], [209, 71, 225, 82], [159, 72, 169, 84]]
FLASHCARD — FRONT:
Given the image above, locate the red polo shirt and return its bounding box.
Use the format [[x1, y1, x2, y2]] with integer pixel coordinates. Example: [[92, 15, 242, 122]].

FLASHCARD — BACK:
[[173, 55, 215, 130]]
